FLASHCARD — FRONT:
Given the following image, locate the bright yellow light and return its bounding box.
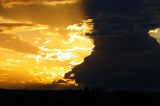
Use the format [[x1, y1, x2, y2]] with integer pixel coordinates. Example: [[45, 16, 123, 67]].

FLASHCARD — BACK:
[[0, 19, 95, 88], [149, 28, 160, 43], [2, 0, 79, 8]]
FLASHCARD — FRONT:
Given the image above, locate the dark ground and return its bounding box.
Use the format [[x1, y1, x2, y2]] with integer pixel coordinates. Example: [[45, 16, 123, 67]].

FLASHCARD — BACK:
[[0, 89, 160, 105]]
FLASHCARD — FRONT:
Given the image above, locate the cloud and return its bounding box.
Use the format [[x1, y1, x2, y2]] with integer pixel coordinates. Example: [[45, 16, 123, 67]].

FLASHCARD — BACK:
[[1, 0, 79, 8], [149, 28, 160, 44], [0, 16, 44, 54], [0, 33, 39, 54], [0, 16, 48, 32], [65, 35, 160, 91], [0, 23, 48, 33]]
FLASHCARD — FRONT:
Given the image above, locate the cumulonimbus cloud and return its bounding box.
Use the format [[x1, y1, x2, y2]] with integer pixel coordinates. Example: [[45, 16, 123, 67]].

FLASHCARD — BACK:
[[0, 0, 79, 8]]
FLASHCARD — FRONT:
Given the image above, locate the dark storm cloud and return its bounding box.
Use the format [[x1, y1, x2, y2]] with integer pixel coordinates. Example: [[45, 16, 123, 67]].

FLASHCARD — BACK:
[[65, 0, 160, 91], [82, 0, 144, 16], [0, 33, 39, 54], [67, 35, 160, 91]]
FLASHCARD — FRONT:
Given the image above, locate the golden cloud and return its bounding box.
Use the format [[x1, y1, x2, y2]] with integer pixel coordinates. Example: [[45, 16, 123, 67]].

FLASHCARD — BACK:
[[0, 23, 48, 33], [0, 33, 39, 54], [1, 0, 79, 8], [0, 16, 48, 33], [0, 18, 94, 89], [149, 28, 160, 43], [0, 8, 95, 89], [0, 17, 47, 54]]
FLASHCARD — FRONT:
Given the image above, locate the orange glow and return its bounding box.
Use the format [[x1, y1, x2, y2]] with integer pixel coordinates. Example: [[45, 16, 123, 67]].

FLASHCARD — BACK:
[[0, 19, 95, 89], [2, 0, 79, 8]]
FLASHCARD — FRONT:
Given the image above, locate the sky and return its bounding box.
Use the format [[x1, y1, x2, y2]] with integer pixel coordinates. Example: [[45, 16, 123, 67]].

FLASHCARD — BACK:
[[0, 0, 95, 89], [1, 0, 160, 91]]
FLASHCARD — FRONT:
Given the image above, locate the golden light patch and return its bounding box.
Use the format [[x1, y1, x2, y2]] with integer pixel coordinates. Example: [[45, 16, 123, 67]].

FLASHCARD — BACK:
[[0, 19, 95, 89]]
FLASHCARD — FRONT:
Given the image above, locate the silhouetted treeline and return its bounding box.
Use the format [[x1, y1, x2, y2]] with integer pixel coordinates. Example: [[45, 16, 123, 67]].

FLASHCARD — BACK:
[[0, 89, 160, 105]]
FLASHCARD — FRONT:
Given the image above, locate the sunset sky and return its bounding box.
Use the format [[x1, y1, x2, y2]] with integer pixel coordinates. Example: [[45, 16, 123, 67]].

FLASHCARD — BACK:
[[0, 0, 160, 91], [0, 0, 95, 89]]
